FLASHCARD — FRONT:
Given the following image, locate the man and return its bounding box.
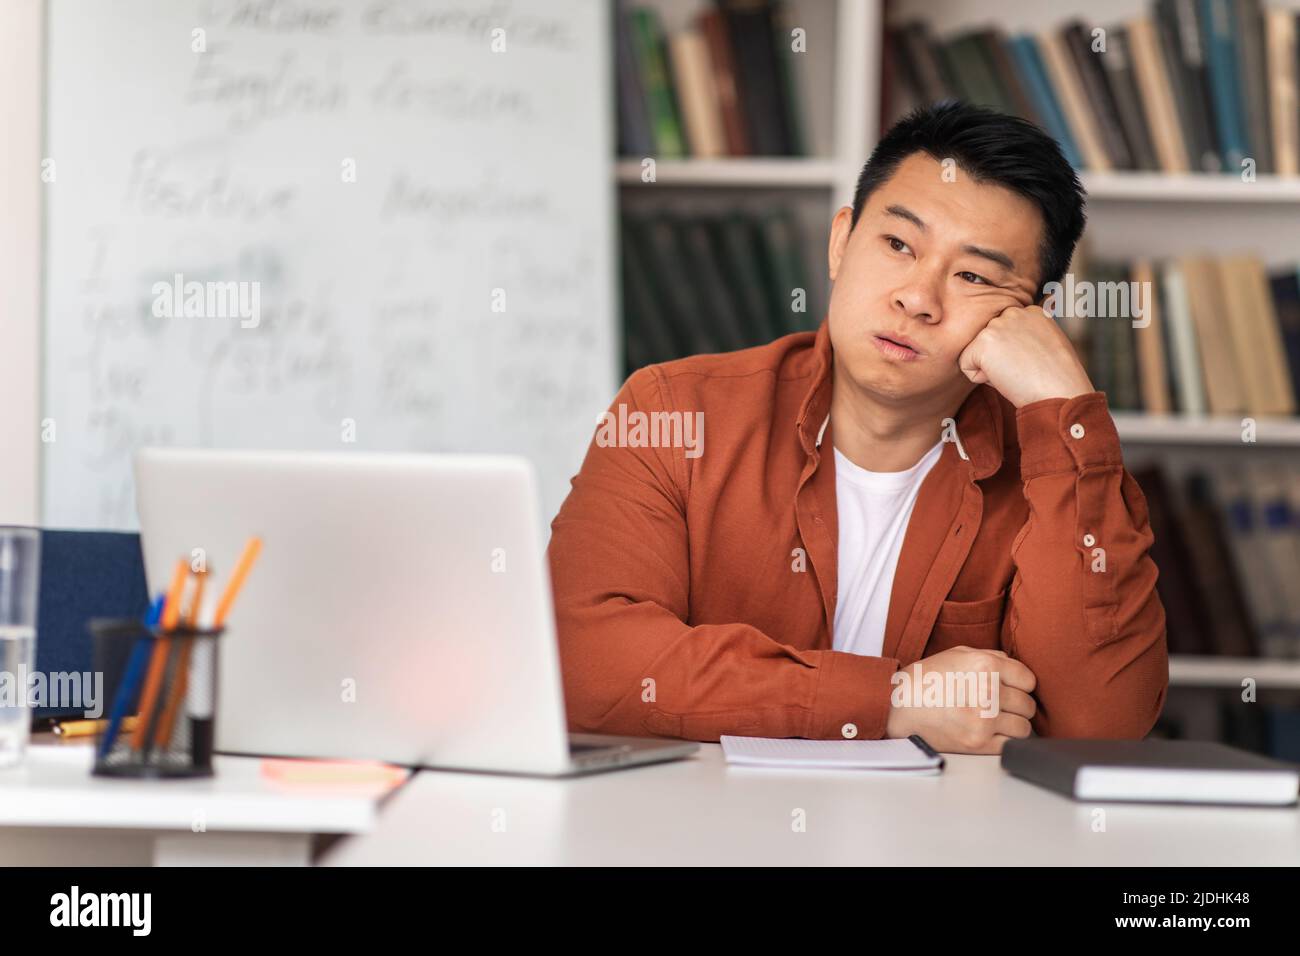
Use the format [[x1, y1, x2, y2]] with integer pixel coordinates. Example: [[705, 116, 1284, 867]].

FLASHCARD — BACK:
[[548, 102, 1167, 754]]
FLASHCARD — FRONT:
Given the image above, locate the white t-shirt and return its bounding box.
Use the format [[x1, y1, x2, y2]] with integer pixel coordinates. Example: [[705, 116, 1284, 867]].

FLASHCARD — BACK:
[[832, 440, 944, 657]]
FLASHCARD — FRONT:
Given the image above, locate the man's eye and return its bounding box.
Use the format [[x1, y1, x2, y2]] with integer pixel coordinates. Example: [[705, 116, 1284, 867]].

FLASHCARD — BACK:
[[886, 236, 910, 254], [958, 271, 989, 285]]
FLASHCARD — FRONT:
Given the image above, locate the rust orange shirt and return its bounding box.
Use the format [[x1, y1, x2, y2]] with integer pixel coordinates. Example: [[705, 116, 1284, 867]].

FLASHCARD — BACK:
[[547, 319, 1168, 742]]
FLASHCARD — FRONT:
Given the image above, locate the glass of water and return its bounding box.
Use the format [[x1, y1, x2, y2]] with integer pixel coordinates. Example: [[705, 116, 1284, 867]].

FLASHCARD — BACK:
[[0, 527, 40, 768]]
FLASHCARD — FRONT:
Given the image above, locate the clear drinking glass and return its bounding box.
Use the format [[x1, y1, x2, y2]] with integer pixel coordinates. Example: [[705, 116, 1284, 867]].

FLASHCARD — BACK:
[[0, 528, 40, 768]]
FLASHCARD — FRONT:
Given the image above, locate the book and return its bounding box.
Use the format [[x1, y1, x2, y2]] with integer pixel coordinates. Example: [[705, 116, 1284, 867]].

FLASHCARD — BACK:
[[1200, 0, 1251, 170], [1131, 260, 1172, 413], [755, 209, 813, 334], [944, 32, 1014, 114], [976, 28, 1039, 123], [1062, 20, 1135, 169], [1269, 269, 1300, 408], [1129, 15, 1193, 172], [1217, 257, 1295, 416], [629, 6, 686, 157], [1002, 738, 1300, 806], [720, 0, 793, 155], [712, 215, 784, 344], [620, 218, 683, 369], [1182, 471, 1259, 658], [1265, 9, 1299, 176], [699, 8, 750, 155], [674, 216, 752, 352], [627, 213, 720, 356], [1236, 257, 1295, 415], [614, 2, 654, 157], [1217, 470, 1285, 658], [1037, 29, 1111, 170], [1180, 256, 1245, 413], [1234, 0, 1274, 174], [1155, 0, 1221, 171], [1097, 24, 1160, 171], [1007, 34, 1082, 168], [771, 0, 806, 156], [1160, 261, 1207, 414], [668, 27, 726, 158], [1131, 466, 1214, 655], [895, 21, 954, 104]]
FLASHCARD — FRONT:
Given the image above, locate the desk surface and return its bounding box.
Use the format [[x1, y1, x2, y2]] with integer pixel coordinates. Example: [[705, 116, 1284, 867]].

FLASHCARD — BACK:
[[0, 744, 398, 834], [323, 743, 1300, 866]]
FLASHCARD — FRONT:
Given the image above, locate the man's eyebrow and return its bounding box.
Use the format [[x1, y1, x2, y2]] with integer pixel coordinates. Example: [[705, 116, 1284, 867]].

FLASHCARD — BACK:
[[884, 204, 925, 231], [961, 244, 1015, 273]]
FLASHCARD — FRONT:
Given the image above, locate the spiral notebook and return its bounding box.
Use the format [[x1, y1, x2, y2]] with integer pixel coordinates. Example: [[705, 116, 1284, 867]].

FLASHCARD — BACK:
[[720, 734, 944, 773]]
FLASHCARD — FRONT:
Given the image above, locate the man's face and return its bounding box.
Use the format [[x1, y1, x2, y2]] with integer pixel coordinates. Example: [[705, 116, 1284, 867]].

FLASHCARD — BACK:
[[826, 152, 1045, 408]]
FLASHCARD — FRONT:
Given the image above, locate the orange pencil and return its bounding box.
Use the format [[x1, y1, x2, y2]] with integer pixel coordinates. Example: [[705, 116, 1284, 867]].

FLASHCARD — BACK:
[[152, 568, 206, 748], [214, 537, 262, 626], [131, 558, 188, 750]]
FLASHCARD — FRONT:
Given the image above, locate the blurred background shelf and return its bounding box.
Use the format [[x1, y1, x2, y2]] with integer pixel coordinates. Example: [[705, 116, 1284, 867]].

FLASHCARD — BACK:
[[1082, 171, 1300, 202], [615, 156, 845, 187], [1113, 413, 1300, 445], [1170, 655, 1300, 689]]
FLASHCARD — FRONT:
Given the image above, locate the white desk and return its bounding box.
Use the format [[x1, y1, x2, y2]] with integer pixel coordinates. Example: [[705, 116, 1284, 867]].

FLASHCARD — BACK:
[[0, 744, 401, 865], [322, 743, 1300, 866]]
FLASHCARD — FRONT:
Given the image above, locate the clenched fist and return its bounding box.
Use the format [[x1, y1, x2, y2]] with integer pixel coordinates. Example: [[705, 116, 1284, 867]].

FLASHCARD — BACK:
[[884, 645, 1038, 755], [957, 305, 1094, 408]]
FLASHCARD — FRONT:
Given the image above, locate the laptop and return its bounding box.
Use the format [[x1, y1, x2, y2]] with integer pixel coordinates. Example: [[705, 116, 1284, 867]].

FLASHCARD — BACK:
[[133, 449, 698, 776]]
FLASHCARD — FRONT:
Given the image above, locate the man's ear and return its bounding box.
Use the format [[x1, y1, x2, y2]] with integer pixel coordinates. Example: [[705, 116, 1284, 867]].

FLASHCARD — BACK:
[[827, 206, 854, 282]]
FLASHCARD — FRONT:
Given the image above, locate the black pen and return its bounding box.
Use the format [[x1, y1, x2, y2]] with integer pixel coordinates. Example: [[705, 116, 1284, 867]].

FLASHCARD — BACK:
[[909, 734, 945, 769]]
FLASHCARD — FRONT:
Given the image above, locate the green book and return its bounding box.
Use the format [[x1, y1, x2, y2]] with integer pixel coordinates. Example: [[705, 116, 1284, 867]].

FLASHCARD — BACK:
[[630, 8, 686, 157], [755, 209, 814, 334], [711, 214, 783, 345], [620, 218, 680, 370]]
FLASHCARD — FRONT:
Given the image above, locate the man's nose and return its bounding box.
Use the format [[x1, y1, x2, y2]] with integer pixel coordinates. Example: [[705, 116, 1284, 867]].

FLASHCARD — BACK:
[[891, 265, 943, 324]]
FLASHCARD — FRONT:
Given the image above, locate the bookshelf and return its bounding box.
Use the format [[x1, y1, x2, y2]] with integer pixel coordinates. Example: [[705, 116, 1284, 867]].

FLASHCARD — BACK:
[[616, 0, 1300, 710]]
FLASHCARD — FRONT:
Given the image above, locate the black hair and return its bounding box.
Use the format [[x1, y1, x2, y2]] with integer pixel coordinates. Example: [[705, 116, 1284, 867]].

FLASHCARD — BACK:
[[850, 101, 1086, 291]]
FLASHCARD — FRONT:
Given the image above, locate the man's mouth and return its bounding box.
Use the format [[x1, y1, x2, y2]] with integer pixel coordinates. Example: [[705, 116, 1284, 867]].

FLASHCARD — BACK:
[[872, 333, 922, 361]]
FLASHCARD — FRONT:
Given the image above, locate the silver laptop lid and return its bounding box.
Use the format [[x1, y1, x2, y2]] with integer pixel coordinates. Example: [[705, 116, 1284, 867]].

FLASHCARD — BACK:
[[134, 449, 572, 774]]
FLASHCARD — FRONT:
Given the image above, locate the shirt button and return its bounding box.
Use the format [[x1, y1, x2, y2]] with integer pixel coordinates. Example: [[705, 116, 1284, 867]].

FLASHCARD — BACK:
[[1069, 423, 1085, 439], [841, 722, 858, 739]]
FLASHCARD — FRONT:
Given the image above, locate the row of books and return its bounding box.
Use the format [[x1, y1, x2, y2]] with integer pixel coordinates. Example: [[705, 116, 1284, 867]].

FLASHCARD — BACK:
[[888, 0, 1300, 174], [621, 208, 814, 372], [1057, 254, 1300, 416], [1135, 464, 1300, 661], [616, 0, 804, 158]]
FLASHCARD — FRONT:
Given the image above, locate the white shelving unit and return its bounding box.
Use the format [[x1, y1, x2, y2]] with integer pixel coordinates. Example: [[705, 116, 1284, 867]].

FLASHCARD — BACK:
[[1082, 171, 1300, 203], [618, 0, 1300, 695], [1169, 656, 1300, 690], [615, 157, 842, 188], [1113, 414, 1300, 446]]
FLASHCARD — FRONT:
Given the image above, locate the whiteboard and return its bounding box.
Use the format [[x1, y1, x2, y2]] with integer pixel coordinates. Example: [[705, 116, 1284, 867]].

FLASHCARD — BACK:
[[42, 0, 615, 530]]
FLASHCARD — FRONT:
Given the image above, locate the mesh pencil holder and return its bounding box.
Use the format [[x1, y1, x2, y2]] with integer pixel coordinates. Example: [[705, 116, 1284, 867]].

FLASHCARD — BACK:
[[90, 617, 224, 779]]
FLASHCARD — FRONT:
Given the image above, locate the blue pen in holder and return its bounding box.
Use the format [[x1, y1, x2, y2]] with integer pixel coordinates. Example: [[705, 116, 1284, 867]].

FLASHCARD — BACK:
[[89, 617, 224, 778]]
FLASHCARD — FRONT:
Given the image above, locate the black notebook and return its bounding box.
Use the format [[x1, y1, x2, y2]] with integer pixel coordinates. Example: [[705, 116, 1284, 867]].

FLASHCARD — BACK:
[[1002, 739, 1300, 806]]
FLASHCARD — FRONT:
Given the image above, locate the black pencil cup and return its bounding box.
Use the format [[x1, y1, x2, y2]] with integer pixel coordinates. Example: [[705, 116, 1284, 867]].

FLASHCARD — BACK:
[[90, 617, 224, 779]]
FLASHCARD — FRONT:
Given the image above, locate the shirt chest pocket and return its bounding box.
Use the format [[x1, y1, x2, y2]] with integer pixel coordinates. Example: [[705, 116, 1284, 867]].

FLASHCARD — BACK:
[[927, 589, 1008, 652]]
